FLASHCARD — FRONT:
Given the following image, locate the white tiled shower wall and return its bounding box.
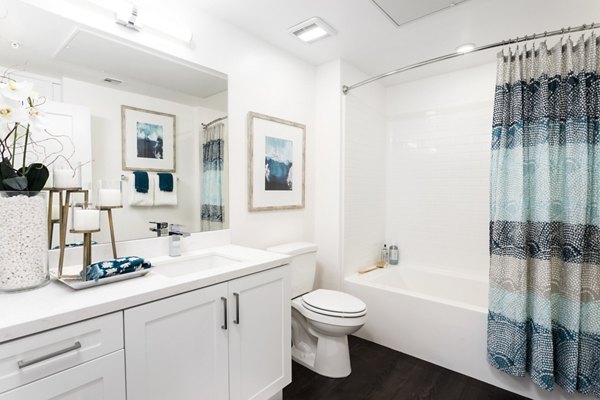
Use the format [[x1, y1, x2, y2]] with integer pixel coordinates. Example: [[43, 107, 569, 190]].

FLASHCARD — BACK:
[[384, 63, 497, 278], [342, 63, 387, 277]]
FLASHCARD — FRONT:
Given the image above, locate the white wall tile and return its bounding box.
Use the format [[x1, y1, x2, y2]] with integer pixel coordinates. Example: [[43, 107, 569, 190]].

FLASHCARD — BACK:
[[384, 63, 496, 278]]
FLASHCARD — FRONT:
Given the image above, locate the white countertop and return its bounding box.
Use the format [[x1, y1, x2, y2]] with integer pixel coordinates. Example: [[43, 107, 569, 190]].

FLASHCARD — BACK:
[[0, 245, 290, 343]]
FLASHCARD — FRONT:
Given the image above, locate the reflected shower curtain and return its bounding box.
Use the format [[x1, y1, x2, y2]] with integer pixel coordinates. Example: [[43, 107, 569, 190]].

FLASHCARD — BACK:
[[488, 34, 600, 397], [201, 122, 225, 231]]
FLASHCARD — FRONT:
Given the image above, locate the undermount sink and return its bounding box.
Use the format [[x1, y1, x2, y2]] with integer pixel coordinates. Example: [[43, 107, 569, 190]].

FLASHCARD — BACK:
[[153, 254, 242, 278]]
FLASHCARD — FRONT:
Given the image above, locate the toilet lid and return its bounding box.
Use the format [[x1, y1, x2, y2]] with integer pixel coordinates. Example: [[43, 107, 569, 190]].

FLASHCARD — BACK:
[[302, 289, 367, 316]]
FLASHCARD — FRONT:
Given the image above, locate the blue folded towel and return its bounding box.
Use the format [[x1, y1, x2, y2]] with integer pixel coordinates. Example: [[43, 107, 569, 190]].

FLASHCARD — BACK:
[[157, 172, 174, 192], [52, 240, 97, 250], [82, 256, 152, 282], [132, 171, 149, 193]]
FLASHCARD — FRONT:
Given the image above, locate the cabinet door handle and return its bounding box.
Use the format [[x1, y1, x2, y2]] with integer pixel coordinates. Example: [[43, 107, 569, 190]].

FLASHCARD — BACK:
[[18, 341, 82, 369], [233, 292, 240, 325], [221, 297, 228, 330]]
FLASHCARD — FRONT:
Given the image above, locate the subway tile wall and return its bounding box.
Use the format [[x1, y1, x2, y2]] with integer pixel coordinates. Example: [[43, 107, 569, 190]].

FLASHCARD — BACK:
[[384, 63, 496, 278], [343, 93, 387, 274]]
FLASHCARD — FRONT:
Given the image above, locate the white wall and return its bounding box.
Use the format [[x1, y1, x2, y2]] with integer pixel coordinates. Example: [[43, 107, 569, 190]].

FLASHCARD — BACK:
[[314, 60, 343, 290], [313, 60, 387, 289], [385, 62, 496, 278], [341, 62, 387, 277], [23, 0, 316, 249]]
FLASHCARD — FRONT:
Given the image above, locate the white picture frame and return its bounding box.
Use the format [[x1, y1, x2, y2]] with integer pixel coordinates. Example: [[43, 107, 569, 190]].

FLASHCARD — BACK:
[[248, 111, 305, 211], [121, 105, 176, 172]]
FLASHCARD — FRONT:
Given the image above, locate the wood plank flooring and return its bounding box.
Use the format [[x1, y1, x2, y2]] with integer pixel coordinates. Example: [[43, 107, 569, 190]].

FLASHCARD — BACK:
[[283, 336, 530, 400]]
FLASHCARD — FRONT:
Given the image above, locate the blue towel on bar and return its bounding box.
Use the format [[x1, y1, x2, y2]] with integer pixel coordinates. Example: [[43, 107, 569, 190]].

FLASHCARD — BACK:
[[82, 256, 152, 282], [157, 173, 174, 192], [132, 171, 149, 193]]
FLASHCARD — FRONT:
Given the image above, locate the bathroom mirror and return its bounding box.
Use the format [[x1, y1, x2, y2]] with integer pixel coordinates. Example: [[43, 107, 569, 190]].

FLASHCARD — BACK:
[[0, 1, 229, 246]]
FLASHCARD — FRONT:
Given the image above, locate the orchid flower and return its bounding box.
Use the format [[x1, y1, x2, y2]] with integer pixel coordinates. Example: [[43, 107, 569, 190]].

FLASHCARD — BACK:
[[0, 79, 34, 103]]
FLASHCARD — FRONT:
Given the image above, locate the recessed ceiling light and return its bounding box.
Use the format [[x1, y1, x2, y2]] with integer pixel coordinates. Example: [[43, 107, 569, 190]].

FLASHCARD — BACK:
[[455, 43, 476, 54], [288, 17, 336, 44], [10, 41, 20, 49]]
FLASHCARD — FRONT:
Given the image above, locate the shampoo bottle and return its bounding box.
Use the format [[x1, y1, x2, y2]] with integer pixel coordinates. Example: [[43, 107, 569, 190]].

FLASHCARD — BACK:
[[380, 244, 389, 265], [389, 245, 399, 265]]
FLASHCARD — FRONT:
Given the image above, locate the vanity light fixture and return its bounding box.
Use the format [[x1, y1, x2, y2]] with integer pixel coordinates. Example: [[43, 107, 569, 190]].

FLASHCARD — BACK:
[[288, 17, 336, 44], [81, 0, 193, 43], [455, 43, 476, 54], [115, 1, 141, 31]]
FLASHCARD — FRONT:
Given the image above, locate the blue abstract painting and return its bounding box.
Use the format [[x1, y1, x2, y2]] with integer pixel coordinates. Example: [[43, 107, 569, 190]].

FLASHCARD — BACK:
[[265, 136, 293, 191], [137, 122, 164, 159]]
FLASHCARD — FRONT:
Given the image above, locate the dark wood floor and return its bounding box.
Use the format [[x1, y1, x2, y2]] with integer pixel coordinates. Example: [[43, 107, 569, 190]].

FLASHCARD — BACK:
[[283, 336, 529, 400]]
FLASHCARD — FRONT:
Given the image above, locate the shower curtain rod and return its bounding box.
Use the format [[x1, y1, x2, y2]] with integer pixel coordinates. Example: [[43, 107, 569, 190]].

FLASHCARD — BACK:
[[342, 22, 598, 95], [202, 115, 228, 129]]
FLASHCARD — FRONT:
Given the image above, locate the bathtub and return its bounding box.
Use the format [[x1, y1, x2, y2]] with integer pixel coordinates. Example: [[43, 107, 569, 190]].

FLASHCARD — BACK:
[[344, 264, 586, 400]]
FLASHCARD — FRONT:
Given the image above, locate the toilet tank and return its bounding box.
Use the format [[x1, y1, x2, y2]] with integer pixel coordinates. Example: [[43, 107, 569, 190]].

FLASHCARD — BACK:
[[266, 242, 317, 298]]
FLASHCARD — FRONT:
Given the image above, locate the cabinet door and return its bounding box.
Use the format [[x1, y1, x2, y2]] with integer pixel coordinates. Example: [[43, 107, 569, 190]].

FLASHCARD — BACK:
[[125, 283, 229, 400], [0, 350, 125, 400], [229, 266, 291, 400]]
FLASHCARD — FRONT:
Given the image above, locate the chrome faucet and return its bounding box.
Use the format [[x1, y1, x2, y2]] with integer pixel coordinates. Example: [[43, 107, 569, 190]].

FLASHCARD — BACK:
[[149, 221, 169, 237], [168, 224, 190, 257]]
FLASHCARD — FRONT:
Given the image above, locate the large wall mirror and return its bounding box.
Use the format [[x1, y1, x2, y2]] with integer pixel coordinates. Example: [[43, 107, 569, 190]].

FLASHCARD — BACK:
[[0, 1, 229, 247]]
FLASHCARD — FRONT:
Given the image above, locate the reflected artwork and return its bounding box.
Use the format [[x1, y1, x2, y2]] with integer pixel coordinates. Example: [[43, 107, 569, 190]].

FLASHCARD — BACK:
[[137, 122, 164, 159]]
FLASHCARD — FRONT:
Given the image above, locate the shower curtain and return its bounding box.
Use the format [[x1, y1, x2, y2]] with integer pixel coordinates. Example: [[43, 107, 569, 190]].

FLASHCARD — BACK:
[[201, 121, 225, 231], [487, 34, 600, 397]]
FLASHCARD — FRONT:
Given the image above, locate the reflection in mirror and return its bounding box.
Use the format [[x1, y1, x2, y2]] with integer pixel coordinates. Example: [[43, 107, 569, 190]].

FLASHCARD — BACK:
[[0, 1, 228, 248]]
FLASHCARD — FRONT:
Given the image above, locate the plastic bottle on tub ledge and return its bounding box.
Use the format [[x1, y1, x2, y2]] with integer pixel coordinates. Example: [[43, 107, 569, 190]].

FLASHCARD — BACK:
[[380, 244, 389, 266], [389, 244, 399, 265]]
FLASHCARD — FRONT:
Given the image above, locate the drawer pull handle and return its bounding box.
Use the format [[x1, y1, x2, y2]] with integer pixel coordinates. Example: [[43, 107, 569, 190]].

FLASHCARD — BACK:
[[18, 341, 82, 369], [221, 297, 228, 330], [233, 292, 240, 325]]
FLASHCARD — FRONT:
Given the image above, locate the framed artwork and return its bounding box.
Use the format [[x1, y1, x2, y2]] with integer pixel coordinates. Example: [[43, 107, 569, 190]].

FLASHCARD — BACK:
[[248, 111, 306, 211], [121, 105, 176, 172]]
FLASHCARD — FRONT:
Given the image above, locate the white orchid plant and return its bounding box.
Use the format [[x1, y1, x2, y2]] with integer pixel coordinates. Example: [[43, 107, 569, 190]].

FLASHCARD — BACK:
[[0, 75, 69, 192]]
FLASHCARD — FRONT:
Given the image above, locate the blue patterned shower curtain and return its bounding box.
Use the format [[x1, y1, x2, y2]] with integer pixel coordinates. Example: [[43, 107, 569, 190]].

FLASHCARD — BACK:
[[201, 122, 225, 231], [488, 34, 600, 397]]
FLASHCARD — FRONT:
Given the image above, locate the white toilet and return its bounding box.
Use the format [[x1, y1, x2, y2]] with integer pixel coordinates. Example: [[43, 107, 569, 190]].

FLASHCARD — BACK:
[[267, 242, 367, 378]]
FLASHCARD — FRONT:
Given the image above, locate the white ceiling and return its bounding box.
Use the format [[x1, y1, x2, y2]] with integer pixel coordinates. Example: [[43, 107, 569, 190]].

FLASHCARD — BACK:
[[1, 0, 598, 92], [0, 0, 228, 106], [370, 0, 468, 27], [193, 0, 600, 86]]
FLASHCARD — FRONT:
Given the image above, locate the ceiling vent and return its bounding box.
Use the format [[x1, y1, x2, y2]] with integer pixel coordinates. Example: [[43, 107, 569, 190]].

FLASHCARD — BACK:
[[103, 77, 123, 85], [288, 17, 336, 44], [370, 0, 468, 27]]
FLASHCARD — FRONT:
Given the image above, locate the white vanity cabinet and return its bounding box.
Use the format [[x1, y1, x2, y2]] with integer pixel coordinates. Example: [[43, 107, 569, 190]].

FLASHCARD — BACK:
[[0, 312, 125, 400], [124, 282, 230, 400], [228, 266, 291, 400], [0, 351, 126, 400], [125, 265, 291, 400]]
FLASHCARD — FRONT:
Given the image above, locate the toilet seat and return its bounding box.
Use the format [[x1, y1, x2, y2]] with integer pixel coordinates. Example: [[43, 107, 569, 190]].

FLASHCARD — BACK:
[[301, 289, 367, 318], [292, 297, 367, 328]]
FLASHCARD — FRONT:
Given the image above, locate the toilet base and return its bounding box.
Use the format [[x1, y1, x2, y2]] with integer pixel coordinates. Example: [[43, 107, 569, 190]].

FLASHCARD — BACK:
[[290, 295, 366, 379], [293, 334, 351, 378]]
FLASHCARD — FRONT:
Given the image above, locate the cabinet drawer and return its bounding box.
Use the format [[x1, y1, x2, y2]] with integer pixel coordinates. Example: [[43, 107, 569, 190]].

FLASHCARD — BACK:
[[0, 312, 123, 394], [0, 350, 125, 400]]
